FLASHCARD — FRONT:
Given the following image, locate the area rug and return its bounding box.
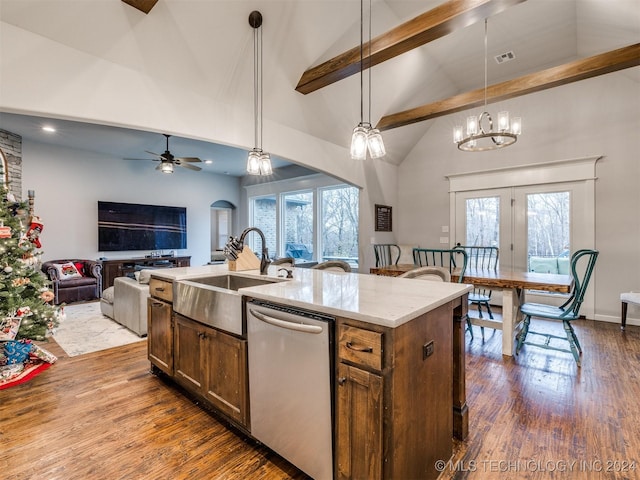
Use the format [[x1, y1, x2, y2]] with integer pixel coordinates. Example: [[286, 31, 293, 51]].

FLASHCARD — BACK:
[[53, 301, 145, 357]]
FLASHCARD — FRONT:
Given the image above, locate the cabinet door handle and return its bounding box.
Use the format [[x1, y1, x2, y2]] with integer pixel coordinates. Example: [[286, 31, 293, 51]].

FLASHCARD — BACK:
[[338, 377, 347, 386], [155, 287, 166, 292], [151, 302, 164, 307], [346, 341, 373, 353]]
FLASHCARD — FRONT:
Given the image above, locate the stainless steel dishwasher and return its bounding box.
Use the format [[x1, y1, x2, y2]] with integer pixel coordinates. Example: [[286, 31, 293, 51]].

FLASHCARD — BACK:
[[247, 300, 334, 480]]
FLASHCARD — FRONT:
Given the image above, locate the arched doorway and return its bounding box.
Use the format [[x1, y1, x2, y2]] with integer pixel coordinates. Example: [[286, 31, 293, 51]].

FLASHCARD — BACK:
[[210, 200, 236, 263]]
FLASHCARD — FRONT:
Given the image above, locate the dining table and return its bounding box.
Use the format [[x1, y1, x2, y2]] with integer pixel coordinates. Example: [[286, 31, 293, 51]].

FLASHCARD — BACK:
[[371, 264, 573, 356]]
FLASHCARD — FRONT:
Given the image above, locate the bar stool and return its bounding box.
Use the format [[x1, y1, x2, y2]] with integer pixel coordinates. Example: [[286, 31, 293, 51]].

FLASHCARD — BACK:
[[621, 292, 640, 330]]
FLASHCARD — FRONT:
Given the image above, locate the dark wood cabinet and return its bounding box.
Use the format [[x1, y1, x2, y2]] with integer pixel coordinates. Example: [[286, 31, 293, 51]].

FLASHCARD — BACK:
[[147, 277, 175, 376], [148, 297, 173, 375], [101, 256, 190, 290], [336, 301, 454, 480], [174, 315, 206, 391], [337, 362, 383, 480], [173, 314, 249, 428], [204, 326, 249, 426]]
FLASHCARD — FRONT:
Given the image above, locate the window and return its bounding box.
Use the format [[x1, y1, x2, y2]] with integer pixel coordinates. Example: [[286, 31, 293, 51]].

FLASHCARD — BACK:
[[246, 176, 359, 269], [320, 186, 359, 268], [464, 196, 500, 249], [249, 194, 277, 256], [526, 191, 570, 273], [283, 191, 314, 260]]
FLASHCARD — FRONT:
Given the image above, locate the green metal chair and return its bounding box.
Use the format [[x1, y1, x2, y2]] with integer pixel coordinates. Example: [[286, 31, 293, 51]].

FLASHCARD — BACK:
[[413, 248, 474, 337], [516, 249, 599, 366], [373, 244, 401, 268], [455, 244, 499, 340]]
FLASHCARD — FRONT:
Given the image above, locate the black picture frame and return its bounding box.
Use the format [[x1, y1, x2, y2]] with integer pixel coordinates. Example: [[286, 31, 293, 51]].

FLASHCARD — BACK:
[[375, 204, 392, 232]]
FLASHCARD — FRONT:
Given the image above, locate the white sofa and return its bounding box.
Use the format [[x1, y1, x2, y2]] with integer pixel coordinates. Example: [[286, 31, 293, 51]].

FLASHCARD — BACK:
[[100, 270, 151, 336]]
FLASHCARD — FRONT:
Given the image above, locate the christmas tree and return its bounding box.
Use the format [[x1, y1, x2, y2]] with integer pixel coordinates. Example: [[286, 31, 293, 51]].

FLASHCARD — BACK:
[[0, 183, 59, 341]]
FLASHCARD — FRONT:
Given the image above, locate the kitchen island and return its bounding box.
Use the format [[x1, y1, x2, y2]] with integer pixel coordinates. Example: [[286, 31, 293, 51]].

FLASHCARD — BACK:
[[147, 264, 471, 480]]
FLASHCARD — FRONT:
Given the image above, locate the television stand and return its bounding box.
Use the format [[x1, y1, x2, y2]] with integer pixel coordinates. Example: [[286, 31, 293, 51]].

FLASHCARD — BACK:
[[100, 256, 191, 290]]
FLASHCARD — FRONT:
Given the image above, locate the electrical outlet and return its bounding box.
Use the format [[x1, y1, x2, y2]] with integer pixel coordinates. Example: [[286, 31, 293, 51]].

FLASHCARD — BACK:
[[370, 237, 376, 244], [423, 341, 434, 360]]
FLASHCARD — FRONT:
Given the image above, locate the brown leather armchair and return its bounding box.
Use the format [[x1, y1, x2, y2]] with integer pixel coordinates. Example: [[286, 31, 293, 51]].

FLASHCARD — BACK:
[[41, 259, 102, 305]]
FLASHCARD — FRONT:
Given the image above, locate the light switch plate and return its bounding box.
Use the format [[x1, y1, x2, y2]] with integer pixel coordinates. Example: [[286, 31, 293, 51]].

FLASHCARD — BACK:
[[442, 226, 449, 233]]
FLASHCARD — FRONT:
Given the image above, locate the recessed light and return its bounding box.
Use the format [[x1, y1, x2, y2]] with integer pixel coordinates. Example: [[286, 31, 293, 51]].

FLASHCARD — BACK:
[[204, 160, 213, 164], [42, 126, 56, 133]]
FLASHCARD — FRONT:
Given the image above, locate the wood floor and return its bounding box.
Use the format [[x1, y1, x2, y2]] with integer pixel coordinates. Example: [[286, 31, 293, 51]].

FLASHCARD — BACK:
[[2, 315, 638, 480]]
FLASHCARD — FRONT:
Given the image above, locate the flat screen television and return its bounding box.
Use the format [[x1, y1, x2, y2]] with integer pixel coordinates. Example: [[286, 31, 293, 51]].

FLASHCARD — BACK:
[[98, 201, 187, 252]]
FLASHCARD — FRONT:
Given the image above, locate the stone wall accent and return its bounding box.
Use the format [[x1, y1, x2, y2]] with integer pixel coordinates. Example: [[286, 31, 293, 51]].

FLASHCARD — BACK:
[[0, 129, 23, 200]]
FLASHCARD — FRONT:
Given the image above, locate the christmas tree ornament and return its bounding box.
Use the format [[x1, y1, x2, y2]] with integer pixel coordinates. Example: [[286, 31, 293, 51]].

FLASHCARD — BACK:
[[4, 265, 12, 273], [26, 216, 44, 249], [0, 224, 11, 238], [41, 290, 54, 303]]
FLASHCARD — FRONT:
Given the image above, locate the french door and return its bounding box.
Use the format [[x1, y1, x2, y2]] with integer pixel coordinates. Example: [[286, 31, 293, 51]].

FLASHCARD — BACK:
[[449, 157, 598, 317], [455, 182, 587, 273]]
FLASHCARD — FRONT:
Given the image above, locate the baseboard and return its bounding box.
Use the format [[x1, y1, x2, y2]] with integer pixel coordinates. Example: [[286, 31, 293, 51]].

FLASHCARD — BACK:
[[593, 313, 639, 328]]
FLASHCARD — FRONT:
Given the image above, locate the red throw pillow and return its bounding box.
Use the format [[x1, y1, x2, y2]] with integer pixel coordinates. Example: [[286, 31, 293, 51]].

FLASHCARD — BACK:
[[74, 262, 85, 276]]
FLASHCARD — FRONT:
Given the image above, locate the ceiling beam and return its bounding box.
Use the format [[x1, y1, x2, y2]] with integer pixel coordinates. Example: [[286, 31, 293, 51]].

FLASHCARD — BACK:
[[295, 0, 526, 95], [121, 0, 158, 14], [377, 43, 640, 131]]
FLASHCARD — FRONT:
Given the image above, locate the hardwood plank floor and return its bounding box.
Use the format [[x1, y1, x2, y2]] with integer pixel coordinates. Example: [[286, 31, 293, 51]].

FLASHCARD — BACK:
[[1, 341, 309, 480], [2, 316, 638, 480], [447, 313, 640, 480]]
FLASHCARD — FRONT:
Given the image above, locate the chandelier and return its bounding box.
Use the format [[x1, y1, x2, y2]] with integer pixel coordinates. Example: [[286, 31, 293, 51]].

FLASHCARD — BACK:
[[453, 19, 521, 152], [350, 0, 385, 160], [247, 11, 273, 175]]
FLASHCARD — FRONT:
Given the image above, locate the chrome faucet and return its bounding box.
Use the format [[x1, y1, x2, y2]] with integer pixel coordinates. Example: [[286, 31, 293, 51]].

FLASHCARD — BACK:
[[239, 227, 271, 275]]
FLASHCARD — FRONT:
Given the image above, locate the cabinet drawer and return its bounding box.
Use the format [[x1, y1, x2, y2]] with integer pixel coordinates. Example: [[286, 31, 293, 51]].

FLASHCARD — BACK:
[[338, 325, 383, 371], [149, 278, 173, 303]]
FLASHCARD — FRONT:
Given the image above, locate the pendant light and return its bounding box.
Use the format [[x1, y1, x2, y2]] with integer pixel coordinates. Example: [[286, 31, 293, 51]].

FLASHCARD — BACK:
[[350, 0, 385, 160], [247, 11, 272, 175], [453, 19, 521, 152]]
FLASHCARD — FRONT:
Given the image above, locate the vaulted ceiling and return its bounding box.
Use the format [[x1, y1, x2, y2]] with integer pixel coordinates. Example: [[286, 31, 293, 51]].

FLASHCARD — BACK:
[[0, 0, 638, 174]]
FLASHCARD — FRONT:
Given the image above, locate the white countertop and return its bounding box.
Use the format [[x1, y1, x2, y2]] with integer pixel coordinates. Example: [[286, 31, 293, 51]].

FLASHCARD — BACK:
[[152, 264, 472, 329]]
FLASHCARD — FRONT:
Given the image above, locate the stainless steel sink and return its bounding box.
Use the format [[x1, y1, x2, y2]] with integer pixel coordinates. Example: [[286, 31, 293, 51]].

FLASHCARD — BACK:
[[173, 274, 283, 336], [185, 274, 279, 291]]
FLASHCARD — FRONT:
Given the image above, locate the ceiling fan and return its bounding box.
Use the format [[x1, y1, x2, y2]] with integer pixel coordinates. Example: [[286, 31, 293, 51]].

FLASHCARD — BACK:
[[126, 134, 203, 173]]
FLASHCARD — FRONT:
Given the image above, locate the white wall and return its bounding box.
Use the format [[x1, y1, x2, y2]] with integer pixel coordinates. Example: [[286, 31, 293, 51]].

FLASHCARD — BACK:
[[397, 73, 640, 323], [21, 140, 240, 267], [1, 19, 399, 274]]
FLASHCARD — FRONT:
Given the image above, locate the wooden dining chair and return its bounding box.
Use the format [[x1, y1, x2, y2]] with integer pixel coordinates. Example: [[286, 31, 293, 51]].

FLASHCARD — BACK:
[[516, 249, 599, 366], [373, 244, 401, 268], [455, 244, 499, 340], [312, 260, 352, 272], [412, 248, 473, 337], [398, 266, 451, 282]]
